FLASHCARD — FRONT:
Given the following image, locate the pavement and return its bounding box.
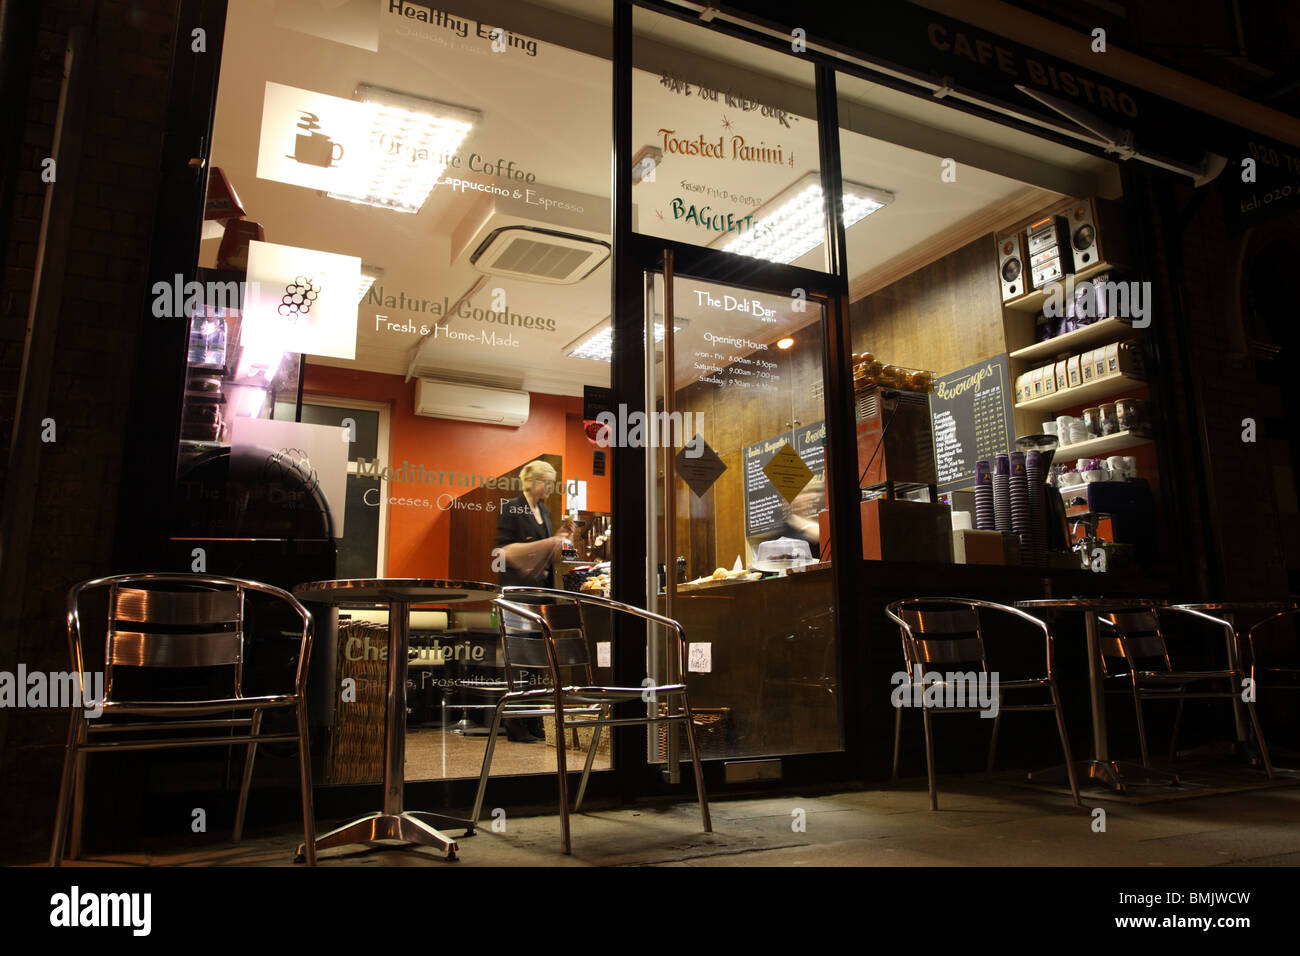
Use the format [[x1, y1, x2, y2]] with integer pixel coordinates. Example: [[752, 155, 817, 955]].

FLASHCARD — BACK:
[[52, 767, 1300, 867]]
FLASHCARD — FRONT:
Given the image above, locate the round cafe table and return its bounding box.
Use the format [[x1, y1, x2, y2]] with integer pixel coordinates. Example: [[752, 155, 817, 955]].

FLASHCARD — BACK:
[[294, 579, 499, 861], [1016, 596, 1172, 793]]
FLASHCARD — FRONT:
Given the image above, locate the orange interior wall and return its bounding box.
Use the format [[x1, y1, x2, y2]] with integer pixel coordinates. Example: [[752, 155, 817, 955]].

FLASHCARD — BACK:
[[303, 365, 610, 576]]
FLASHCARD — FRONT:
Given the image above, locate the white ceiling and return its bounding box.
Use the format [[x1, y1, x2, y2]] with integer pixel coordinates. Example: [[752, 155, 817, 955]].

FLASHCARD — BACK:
[[202, 0, 1115, 396]]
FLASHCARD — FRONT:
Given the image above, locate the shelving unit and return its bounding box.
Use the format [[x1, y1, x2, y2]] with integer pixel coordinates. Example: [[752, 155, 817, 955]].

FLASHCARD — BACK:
[[1008, 317, 1138, 363], [1002, 260, 1110, 313], [1051, 430, 1151, 458], [1013, 372, 1147, 413]]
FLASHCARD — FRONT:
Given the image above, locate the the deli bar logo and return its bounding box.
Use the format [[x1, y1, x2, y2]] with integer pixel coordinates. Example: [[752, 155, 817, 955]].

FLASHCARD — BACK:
[[388, 1, 538, 56]]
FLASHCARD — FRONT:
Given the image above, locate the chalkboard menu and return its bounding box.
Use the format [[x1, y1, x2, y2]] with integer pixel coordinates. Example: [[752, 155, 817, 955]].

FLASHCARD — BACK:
[[929, 354, 1014, 493], [743, 419, 826, 536]]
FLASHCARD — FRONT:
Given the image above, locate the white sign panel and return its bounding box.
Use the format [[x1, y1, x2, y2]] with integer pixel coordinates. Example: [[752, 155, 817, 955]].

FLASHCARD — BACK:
[[231, 417, 350, 537], [244, 240, 359, 360], [257, 82, 372, 194]]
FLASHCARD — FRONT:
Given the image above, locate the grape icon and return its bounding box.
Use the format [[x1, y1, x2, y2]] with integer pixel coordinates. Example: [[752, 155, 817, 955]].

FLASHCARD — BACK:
[[279, 276, 320, 318]]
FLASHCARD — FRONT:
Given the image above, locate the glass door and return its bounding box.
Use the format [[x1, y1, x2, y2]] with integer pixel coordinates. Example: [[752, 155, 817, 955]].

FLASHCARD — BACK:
[[643, 256, 842, 770]]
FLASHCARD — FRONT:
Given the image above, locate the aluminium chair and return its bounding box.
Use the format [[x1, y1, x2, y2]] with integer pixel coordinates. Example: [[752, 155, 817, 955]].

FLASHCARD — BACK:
[[469, 587, 711, 854], [1099, 607, 1272, 777], [1243, 608, 1300, 758], [50, 573, 317, 866], [885, 598, 1081, 810]]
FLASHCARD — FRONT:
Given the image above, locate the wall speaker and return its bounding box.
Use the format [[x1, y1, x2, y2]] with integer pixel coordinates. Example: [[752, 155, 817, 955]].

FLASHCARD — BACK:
[[995, 233, 1026, 302]]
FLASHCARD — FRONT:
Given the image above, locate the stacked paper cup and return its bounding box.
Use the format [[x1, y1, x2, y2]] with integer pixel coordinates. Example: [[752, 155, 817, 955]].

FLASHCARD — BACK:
[[1025, 449, 1046, 567], [993, 454, 1011, 533], [1010, 451, 1031, 565], [974, 460, 994, 530]]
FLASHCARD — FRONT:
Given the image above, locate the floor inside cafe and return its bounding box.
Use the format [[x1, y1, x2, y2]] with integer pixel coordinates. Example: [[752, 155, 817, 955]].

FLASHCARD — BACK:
[[53, 763, 1300, 868]]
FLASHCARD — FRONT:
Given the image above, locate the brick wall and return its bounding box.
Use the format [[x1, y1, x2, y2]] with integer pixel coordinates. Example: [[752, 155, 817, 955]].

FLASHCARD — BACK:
[[0, 0, 178, 864]]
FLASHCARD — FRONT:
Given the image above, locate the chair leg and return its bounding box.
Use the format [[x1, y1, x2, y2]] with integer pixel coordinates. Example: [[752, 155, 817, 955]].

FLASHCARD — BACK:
[[1132, 684, 1151, 768], [679, 691, 712, 834], [49, 711, 82, 867], [921, 706, 938, 810], [1243, 697, 1274, 780], [574, 705, 608, 813], [1169, 698, 1184, 760], [986, 710, 1002, 777], [295, 702, 316, 866], [70, 744, 88, 859], [233, 709, 262, 843], [470, 700, 508, 829], [1050, 681, 1082, 808], [553, 694, 571, 855], [891, 706, 903, 785]]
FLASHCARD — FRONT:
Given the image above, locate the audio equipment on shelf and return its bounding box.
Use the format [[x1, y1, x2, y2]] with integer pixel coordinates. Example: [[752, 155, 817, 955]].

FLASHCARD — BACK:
[[1066, 196, 1130, 273], [996, 233, 1026, 302], [1026, 213, 1071, 289]]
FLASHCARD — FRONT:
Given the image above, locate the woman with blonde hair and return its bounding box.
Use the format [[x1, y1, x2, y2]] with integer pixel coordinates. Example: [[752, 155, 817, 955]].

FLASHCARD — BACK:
[[492, 459, 576, 743], [494, 459, 575, 590]]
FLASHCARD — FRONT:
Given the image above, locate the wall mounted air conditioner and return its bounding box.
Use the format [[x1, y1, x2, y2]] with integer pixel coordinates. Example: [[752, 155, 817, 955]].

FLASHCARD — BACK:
[[414, 379, 530, 426]]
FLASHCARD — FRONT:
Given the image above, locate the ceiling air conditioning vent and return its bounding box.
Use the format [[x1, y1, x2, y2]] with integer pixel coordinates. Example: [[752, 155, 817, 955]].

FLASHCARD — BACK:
[[414, 379, 530, 426], [469, 225, 610, 285]]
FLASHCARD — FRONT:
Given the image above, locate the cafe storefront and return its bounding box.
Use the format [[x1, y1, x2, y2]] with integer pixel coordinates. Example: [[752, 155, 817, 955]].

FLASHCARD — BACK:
[[110, 0, 1300, 826]]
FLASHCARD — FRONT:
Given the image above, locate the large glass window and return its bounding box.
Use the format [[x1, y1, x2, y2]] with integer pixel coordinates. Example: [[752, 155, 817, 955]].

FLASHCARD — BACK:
[[837, 71, 1160, 571], [180, 0, 619, 785], [631, 6, 827, 272]]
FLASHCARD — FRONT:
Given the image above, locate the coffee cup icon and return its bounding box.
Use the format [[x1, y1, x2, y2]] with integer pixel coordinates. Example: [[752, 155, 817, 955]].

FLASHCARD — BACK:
[[288, 132, 344, 168]]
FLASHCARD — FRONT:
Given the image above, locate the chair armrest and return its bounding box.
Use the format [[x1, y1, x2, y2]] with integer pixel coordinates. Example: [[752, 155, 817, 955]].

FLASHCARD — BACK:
[[500, 587, 691, 678]]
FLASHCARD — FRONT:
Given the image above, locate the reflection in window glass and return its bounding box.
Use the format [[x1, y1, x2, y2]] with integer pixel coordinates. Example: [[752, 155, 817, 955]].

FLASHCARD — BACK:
[[187, 0, 622, 784], [631, 6, 830, 271]]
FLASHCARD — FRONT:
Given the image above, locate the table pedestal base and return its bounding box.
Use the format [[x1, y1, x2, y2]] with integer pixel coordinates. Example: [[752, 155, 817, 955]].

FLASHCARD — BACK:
[[296, 810, 470, 862], [1028, 759, 1180, 794]]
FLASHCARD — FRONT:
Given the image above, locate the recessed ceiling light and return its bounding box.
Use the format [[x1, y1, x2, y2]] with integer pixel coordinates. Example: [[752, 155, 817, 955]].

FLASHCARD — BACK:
[[777, 337, 794, 349], [563, 315, 689, 362], [325, 85, 478, 214], [720, 172, 893, 264]]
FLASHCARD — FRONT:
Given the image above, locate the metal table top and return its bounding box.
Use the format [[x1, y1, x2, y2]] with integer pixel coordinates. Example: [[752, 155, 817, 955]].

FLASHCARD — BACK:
[[1016, 597, 1165, 611], [293, 578, 499, 605]]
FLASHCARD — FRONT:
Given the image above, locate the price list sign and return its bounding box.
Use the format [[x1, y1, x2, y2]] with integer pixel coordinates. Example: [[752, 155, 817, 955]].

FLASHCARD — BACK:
[[929, 355, 1014, 493], [742, 419, 825, 537]]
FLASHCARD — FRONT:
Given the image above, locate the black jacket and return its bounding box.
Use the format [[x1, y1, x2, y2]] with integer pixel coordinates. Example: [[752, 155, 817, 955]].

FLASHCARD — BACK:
[[495, 494, 556, 588]]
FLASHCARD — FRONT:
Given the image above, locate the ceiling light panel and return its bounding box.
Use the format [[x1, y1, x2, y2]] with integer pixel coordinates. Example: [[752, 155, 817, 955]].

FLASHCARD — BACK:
[[325, 85, 478, 214], [722, 173, 893, 264]]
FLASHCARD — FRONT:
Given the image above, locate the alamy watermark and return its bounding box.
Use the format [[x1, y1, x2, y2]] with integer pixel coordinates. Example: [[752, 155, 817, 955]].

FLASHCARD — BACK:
[[0, 666, 103, 718], [591, 404, 705, 458], [890, 666, 1000, 719], [1042, 275, 1151, 328], [151, 274, 258, 318]]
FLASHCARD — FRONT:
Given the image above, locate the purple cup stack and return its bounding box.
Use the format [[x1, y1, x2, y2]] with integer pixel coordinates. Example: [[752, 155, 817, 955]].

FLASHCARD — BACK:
[[993, 454, 1011, 533], [974, 460, 994, 530], [1025, 449, 1045, 567], [1009, 450, 1031, 566]]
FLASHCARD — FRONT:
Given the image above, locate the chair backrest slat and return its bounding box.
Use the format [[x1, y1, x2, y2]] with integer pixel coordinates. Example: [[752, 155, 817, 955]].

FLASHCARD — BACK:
[[111, 631, 244, 667], [1103, 611, 1170, 672], [504, 633, 588, 669], [914, 636, 983, 664], [902, 608, 979, 634], [113, 587, 241, 625], [1109, 610, 1159, 635]]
